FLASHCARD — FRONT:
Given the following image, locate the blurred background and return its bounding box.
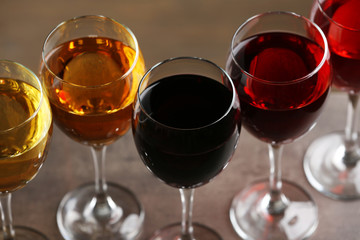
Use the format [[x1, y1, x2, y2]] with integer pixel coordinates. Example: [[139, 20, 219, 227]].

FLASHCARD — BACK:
[[1, 0, 314, 72], [2, 1, 358, 240]]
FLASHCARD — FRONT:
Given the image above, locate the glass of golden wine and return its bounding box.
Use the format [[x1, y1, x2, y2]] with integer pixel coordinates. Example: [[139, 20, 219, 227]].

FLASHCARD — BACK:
[[40, 15, 146, 240], [0, 60, 53, 240]]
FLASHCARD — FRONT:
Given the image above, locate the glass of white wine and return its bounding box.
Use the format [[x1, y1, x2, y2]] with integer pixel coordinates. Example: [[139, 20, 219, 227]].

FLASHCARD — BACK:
[[0, 60, 53, 240]]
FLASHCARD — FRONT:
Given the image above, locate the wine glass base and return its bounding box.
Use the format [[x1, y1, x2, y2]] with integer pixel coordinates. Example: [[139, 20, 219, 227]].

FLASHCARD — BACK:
[[0, 226, 48, 240], [57, 182, 144, 240], [304, 131, 360, 200], [230, 179, 318, 240], [148, 222, 222, 240]]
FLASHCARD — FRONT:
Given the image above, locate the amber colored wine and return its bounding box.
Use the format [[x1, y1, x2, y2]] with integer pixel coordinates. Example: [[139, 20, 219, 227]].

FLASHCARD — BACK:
[[311, 0, 360, 91], [0, 78, 52, 192], [41, 37, 145, 145]]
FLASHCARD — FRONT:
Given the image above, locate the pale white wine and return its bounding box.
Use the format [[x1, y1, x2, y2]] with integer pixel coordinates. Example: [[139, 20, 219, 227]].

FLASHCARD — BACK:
[[0, 78, 52, 192]]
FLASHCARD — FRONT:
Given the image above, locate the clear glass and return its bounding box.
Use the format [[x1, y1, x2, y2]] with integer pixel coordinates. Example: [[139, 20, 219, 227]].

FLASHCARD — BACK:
[[132, 57, 241, 240], [40, 15, 145, 240], [225, 12, 331, 239], [0, 60, 53, 240], [304, 0, 360, 200]]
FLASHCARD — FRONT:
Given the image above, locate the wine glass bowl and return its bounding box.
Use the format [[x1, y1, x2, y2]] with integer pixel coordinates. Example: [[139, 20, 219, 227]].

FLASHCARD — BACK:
[[0, 60, 52, 239], [310, 0, 360, 92], [132, 57, 241, 239], [41, 16, 145, 146], [41, 15, 145, 240], [304, 0, 360, 200], [226, 11, 331, 240]]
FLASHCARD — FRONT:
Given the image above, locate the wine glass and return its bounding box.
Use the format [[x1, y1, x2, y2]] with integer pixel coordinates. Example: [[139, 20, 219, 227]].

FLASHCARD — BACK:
[[225, 11, 331, 239], [132, 56, 241, 240], [40, 15, 146, 240], [303, 0, 360, 200], [0, 60, 52, 239]]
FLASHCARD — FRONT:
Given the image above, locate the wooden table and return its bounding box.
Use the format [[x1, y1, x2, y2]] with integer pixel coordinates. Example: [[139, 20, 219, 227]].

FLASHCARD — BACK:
[[1, 0, 359, 239]]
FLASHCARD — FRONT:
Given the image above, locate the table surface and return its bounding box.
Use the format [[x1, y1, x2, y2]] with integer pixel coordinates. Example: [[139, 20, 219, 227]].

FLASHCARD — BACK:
[[1, 1, 359, 239]]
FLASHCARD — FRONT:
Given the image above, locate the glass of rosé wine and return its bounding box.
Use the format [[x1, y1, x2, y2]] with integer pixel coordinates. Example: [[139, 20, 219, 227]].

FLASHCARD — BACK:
[[40, 15, 145, 240], [132, 57, 241, 240], [303, 0, 360, 200], [226, 12, 331, 240], [0, 60, 52, 240]]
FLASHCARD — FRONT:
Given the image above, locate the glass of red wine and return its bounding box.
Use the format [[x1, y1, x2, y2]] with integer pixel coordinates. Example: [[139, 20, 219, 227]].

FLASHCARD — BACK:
[[226, 11, 331, 239], [132, 57, 241, 240], [303, 0, 360, 200]]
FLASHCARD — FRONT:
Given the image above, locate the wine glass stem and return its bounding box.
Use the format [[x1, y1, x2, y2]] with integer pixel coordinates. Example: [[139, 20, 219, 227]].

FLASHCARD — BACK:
[[90, 145, 115, 222], [344, 92, 360, 166], [0, 193, 15, 240], [91, 145, 108, 196], [179, 188, 195, 240], [88, 145, 124, 224], [266, 143, 288, 215]]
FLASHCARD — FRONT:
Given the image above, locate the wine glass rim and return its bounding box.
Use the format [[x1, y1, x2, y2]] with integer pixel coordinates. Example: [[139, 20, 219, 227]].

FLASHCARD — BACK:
[[230, 11, 330, 85], [316, 0, 360, 32], [137, 56, 239, 131], [0, 60, 44, 133], [41, 15, 140, 89]]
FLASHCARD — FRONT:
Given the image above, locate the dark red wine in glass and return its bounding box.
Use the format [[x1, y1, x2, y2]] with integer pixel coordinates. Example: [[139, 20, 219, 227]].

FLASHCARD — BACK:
[[304, 0, 360, 200], [134, 74, 240, 188], [226, 12, 331, 240], [132, 57, 241, 240]]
